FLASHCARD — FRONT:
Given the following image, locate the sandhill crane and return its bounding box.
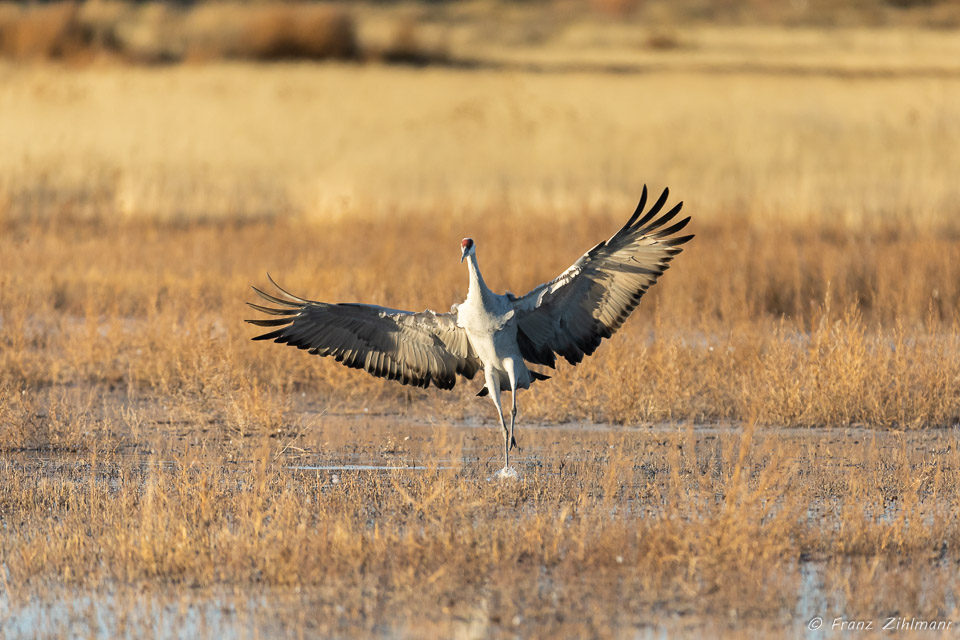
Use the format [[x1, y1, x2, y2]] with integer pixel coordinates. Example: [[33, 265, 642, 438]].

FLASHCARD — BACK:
[[247, 186, 692, 474]]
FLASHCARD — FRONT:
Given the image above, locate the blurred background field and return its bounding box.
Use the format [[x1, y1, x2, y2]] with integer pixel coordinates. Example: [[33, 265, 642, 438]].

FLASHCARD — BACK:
[[2, 1, 960, 638], [2, 2, 960, 225]]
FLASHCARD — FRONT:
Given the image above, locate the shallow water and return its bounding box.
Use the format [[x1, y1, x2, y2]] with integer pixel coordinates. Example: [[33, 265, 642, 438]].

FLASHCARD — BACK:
[[289, 463, 458, 471], [0, 559, 900, 640], [0, 590, 276, 640]]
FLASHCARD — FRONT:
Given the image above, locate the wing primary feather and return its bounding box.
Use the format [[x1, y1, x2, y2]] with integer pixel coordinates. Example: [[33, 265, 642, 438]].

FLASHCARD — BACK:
[[265, 273, 311, 304], [251, 327, 289, 342], [650, 215, 691, 239], [251, 285, 302, 307], [631, 187, 670, 229], [246, 317, 295, 327], [623, 184, 649, 227], [641, 201, 684, 234], [663, 231, 695, 247], [246, 302, 298, 316]]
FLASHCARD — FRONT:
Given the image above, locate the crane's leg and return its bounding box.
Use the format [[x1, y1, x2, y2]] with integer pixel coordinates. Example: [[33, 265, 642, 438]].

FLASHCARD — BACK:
[[504, 359, 519, 451], [510, 390, 518, 451], [484, 371, 510, 470]]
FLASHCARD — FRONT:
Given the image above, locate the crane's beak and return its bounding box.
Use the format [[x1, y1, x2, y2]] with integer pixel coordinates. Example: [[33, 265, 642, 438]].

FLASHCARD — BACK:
[[460, 247, 467, 263]]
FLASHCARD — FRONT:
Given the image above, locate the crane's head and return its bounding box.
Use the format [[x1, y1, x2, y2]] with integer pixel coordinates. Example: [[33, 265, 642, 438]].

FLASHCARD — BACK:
[[460, 238, 475, 263]]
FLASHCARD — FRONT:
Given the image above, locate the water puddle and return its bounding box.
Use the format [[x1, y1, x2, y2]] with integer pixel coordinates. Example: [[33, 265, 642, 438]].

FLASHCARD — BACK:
[[0, 590, 274, 640], [289, 463, 457, 471]]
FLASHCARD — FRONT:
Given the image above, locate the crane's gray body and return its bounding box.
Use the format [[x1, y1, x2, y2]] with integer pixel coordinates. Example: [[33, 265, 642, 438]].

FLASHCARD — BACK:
[[456, 253, 533, 394], [454, 250, 535, 472]]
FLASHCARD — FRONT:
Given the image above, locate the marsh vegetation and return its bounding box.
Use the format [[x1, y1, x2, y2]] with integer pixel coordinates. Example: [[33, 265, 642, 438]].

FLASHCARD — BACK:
[[2, 11, 960, 637]]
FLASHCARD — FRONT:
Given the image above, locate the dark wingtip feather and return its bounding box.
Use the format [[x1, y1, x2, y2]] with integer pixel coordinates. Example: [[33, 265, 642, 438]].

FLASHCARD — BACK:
[[266, 273, 310, 304], [246, 317, 294, 328], [251, 328, 288, 341], [246, 301, 298, 316], [641, 200, 683, 235], [651, 214, 691, 239], [624, 184, 649, 227], [251, 285, 300, 308], [664, 232, 694, 247], [631, 187, 670, 229]]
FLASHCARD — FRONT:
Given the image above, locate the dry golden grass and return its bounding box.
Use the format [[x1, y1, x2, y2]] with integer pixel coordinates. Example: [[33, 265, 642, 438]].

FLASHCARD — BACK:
[[2, 33, 960, 637], [2, 214, 960, 438]]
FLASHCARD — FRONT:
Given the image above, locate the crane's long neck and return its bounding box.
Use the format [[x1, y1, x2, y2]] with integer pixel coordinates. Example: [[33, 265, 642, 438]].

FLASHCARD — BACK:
[[465, 253, 490, 301]]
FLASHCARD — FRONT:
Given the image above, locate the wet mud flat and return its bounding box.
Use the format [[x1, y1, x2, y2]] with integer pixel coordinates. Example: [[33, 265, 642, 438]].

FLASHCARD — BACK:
[[2, 416, 959, 639]]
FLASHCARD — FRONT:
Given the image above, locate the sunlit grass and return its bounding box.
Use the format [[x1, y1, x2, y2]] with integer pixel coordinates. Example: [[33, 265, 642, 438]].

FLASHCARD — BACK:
[[3, 214, 959, 441]]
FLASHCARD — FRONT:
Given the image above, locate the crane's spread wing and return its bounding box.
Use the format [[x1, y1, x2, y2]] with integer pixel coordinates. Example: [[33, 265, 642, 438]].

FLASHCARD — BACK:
[[246, 275, 481, 390], [510, 185, 692, 368]]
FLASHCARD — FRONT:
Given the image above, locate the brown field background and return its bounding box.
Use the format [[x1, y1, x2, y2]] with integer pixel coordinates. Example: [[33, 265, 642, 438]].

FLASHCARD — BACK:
[[2, 4, 960, 638]]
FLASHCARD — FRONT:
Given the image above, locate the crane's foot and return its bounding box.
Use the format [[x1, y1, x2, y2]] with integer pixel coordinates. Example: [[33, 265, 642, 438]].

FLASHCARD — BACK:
[[494, 466, 519, 480], [509, 436, 520, 451]]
